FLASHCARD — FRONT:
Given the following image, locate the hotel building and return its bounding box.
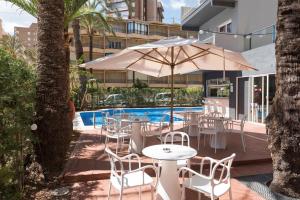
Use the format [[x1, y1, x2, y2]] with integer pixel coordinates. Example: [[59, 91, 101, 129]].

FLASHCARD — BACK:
[[14, 23, 37, 49], [181, 0, 277, 123], [107, 0, 164, 22], [70, 0, 201, 89]]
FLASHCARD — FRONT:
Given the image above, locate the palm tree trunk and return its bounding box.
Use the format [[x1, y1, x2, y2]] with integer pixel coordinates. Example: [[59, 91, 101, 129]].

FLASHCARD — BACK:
[[36, 0, 72, 176], [72, 19, 84, 61], [266, 0, 300, 198], [72, 19, 86, 104], [89, 33, 93, 61]]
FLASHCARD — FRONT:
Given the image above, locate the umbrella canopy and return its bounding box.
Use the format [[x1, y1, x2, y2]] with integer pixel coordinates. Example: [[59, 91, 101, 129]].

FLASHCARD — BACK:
[[80, 37, 256, 130]]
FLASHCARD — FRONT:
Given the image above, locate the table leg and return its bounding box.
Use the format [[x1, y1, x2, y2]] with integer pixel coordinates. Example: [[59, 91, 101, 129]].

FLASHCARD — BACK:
[[130, 122, 143, 154], [210, 132, 227, 149], [189, 114, 198, 137], [157, 160, 181, 200]]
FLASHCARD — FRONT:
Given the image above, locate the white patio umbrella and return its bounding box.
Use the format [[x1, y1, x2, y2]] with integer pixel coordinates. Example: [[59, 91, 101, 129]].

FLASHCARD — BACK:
[[80, 37, 256, 130]]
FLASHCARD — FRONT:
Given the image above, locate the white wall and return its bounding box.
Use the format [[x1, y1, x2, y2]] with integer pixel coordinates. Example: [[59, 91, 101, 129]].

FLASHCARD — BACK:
[[236, 0, 277, 34], [242, 43, 276, 76]]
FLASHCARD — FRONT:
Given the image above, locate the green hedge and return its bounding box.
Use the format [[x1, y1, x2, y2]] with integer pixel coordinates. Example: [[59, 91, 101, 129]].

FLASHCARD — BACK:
[[0, 48, 35, 199], [73, 82, 204, 110]]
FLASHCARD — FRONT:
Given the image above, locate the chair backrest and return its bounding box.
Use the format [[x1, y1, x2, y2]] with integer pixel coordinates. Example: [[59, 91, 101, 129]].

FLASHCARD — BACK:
[[183, 112, 190, 122], [215, 119, 225, 132], [106, 117, 117, 133], [120, 113, 129, 119], [211, 153, 236, 187], [101, 112, 109, 125], [105, 147, 124, 178], [164, 131, 190, 146], [119, 119, 132, 133], [211, 111, 224, 118]]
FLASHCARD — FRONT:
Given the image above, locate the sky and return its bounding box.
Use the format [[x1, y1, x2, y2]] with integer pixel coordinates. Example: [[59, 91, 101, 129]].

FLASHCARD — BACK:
[[0, 0, 198, 35]]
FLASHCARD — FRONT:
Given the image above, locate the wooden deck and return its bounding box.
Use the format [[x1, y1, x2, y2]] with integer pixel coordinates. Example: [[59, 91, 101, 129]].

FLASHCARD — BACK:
[[62, 122, 270, 183]]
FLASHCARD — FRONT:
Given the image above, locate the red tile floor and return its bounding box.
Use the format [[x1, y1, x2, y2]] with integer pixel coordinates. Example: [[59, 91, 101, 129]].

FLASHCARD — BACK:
[[62, 122, 272, 199]]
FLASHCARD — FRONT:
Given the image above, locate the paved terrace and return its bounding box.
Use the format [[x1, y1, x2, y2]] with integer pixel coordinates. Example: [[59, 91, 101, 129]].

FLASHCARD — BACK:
[[62, 122, 272, 199]]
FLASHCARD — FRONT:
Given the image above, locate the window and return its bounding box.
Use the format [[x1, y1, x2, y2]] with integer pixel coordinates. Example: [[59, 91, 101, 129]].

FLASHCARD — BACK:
[[218, 21, 232, 33], [108, 41, 122, 49], [127, 21, 148, 35], [105, 53, 114, 56], [206, 78, 230, 97]]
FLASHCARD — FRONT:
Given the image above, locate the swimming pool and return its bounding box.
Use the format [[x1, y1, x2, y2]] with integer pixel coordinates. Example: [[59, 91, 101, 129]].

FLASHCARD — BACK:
[[79, 107, 203, 126]]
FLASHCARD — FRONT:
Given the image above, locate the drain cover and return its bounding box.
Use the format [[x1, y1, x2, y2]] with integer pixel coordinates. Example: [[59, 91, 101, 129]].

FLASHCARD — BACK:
[[52, 187, 69, 196]]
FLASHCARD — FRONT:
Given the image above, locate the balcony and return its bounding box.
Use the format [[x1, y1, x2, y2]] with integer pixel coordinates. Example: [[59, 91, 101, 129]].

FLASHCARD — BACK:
[[182, 0, 236, 31], [198, 25, 276, 52]]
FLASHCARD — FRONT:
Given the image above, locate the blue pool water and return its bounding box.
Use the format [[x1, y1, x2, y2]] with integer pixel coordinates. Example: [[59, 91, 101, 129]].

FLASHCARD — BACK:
[[80, 107, 203, 126]]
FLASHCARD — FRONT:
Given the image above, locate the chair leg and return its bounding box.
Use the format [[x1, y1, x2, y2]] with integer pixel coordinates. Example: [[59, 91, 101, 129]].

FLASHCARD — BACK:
[[197, 134, 200, 150], [116, 138, 119, 154], [198, 192, 202, 200], [229, 187, 233, 200], [107, 182, 112, 200], [105, 137, 108, 148], [142, 137, 145, 148], [214, 134, 217, 154], [119, 187, 123, 200], [181, 187, 185, 200], [241, 133, 246, 152], [139, 185, 142, 200], [151, 185, 154, 200]]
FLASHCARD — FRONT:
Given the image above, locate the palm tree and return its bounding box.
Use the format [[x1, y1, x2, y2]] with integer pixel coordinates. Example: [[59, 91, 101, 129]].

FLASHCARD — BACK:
[[124, 0, 134, 19], [80, 0, 113, 61], [5, 0, 100, 174], [266, 0, 300, 198], [5, 0, 110, 64], [72, 18, 84, 62], [35, 0, 70, 175]]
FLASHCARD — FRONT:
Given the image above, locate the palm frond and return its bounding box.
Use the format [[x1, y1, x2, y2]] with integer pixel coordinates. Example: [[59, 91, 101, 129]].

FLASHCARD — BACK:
[[64, 0, 89, 27], [4, 0, 38, 17]]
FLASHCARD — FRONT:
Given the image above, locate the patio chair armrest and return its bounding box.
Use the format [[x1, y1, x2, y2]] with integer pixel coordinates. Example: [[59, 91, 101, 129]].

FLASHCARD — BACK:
[[119, 125, 131, 132], [178, 167, 211, 180], [125, 165, 158, 187], [120, 153, 141, 169]]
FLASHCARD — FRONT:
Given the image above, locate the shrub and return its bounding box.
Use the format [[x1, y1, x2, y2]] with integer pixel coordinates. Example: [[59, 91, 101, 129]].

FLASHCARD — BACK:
[[0, 48, 36, 199]]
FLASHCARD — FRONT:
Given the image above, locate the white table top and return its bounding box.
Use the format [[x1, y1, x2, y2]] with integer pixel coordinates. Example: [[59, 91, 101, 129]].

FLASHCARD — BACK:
[[142, 144, 197, 161]]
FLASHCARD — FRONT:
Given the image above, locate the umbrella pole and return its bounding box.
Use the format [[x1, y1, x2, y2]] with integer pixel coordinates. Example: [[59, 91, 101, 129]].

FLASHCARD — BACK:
[[170, 64, 174, 131]]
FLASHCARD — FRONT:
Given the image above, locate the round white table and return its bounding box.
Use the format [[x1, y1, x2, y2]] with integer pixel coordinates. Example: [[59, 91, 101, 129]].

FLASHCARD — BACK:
[[143, 144, 197, 200]]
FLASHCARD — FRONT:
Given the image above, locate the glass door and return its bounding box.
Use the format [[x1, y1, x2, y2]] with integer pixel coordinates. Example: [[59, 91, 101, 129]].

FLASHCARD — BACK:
[[250, 76, 268, 123]]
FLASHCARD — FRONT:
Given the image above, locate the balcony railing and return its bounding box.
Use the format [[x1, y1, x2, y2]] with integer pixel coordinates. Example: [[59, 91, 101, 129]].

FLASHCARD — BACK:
[[198, 25, 276, 51]]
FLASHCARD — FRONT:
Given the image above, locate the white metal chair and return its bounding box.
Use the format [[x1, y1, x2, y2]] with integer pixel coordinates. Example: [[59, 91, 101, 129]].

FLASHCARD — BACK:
[[187, 113, 202, 136], [227, 115, 247, 152], [182, 112, 191, 132], [141, 114, 167, 147], [164, 131, 191, 168], [178, 153, 236, 200], [104, 117, 132, 154], [198, 118, 226, 153], [99, 111, 109, 142], [105, 147, 158, 200]]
